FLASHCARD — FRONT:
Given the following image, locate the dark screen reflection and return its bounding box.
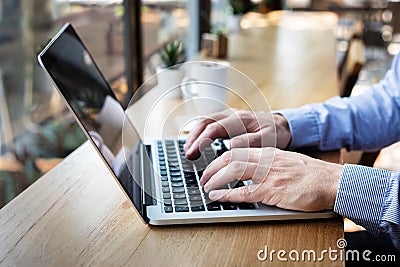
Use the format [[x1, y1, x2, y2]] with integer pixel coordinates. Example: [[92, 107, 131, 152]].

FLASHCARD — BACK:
[[39, 24, 144, 217]]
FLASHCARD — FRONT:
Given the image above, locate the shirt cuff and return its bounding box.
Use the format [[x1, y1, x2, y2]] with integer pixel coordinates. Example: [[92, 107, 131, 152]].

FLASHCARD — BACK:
[[274, 106, 321, 149], [334, 164, 392, 235]]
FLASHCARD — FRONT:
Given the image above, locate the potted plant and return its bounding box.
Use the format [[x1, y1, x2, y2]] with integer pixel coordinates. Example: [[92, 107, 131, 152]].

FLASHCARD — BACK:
[[157, 40, 185, 98]]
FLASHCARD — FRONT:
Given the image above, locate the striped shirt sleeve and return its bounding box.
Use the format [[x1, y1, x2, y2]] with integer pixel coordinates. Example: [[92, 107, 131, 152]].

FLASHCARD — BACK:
[[334, 164, 400, 249]]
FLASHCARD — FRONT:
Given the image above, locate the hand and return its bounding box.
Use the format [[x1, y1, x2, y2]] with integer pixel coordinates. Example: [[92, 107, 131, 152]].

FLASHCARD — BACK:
[[200, 148, 342, 212], [184, 109, 291, 159]]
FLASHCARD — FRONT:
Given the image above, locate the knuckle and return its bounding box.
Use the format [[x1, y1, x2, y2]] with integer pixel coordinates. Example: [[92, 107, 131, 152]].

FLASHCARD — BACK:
[[236, 110, 247, 116], [205, 122, 217, 133], [220, 151, 232, 165], [239, 186, 251, 199], [248, 133, 259, 146], [230, 138, 240, 148], [224, 191, 233, 202], [230, 160, 244, 173], [200, 118, 210, 126]]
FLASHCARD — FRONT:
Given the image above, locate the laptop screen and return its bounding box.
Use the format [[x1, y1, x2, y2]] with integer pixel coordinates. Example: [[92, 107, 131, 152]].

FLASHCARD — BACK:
[[38, 23, 147, 222]]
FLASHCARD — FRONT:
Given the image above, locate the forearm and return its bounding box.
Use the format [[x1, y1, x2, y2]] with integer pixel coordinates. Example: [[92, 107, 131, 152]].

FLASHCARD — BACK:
[[277, 54, 400, 151], [334, 164, 400, 250]]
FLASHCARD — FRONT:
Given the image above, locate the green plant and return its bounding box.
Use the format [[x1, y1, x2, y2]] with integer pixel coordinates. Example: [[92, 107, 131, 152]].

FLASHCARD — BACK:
[[229, 0, 252, 15], [159, 40, 183, 68], [211, 27, 228, 36]]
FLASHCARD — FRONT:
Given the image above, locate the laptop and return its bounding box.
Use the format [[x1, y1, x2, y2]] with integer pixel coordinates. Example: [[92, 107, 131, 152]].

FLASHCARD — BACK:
[[38, 23, 335, 225]]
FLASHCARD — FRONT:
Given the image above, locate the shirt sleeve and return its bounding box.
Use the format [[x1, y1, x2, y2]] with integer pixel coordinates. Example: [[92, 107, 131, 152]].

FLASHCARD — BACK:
[[334, 164, 400, 250], [277, 53, 400, 151]]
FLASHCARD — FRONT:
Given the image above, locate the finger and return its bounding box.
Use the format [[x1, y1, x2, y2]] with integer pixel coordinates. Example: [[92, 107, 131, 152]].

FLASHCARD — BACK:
[[204, 161, 259, 193], [199, 148, 263, 186], [208, 184, 262, 203], [184, 109, 232, 152], [230, 128, 276, 149], [185, 114, 248, 159], [231, 132, 262, 148]]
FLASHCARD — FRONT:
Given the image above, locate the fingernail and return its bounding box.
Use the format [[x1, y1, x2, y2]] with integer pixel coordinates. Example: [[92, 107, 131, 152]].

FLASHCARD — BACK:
[[204, 184, 210, 193], [209, 191, 218, 200], [199, 178, 204, 186]]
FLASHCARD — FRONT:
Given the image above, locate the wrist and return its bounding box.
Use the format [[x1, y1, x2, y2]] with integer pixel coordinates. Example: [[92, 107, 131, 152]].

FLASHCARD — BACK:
[[327, 163, 343, 210], [273, 114, 292, 149]]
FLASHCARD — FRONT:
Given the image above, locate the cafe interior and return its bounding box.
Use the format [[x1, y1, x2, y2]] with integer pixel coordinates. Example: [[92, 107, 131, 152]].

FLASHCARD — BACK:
[[1, 0, 400, 264]]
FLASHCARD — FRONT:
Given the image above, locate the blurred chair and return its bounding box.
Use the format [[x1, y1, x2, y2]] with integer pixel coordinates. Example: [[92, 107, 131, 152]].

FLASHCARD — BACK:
[[337, 36, 381, 167], [338, 36, 366, 98]]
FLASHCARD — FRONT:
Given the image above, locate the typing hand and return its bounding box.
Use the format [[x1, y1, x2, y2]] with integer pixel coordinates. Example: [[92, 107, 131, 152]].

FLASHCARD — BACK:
[[184, 109, 291, 160], [200, 148, 342, 212]]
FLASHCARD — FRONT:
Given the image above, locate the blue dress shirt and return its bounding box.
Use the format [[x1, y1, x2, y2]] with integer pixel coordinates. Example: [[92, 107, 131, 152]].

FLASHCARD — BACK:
[[278, 53, 400, 249]]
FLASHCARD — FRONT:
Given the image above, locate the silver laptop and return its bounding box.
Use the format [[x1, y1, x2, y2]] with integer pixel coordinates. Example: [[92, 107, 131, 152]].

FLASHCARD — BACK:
[[38, 23, 335, 225]]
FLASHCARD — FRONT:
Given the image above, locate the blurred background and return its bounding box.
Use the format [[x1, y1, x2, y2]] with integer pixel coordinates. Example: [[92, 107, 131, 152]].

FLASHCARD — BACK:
[[1, 0, 400, 208]]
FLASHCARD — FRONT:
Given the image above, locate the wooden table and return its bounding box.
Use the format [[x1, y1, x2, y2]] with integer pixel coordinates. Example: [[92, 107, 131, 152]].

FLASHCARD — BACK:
[[0, 12, 344, 266]]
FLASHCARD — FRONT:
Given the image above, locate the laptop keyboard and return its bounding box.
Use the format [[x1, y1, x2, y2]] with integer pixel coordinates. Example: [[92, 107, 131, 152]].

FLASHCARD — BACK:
[[157, 139, 256, 213]]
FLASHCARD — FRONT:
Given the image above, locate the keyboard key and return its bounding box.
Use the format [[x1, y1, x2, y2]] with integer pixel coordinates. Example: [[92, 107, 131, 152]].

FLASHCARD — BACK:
[[162, 188, 170, 193], [185, 178, 197, 185], [183, 171, 196, 178], [168, 161, 179, 167], [221, 203, 237, 210], [163, 193, 171, 199], [169, 166, 180, 172], [161, 181, 169, 187], [181, 163, 192, 169], [160, 176, 168, 181], [164, 206, 173, 213], [238, 203, 255, 209], [191, 205, 205, 212], [171, 182, 184, 187], [190, 201, 204, 207], [168, 162, 179, 167], [163, 199, 172, 206], [173, 193, 186, 199], [159, 170, 167, 176], [172, 187, 185, 193], [189, 195, 202, 201], [170, 171, 182, 177], [186, 183, 199, 188], [170, 177, 183, 182], [206, 202, 221, 211], [187, 188, 200, 195], [175, 206, 189, 212], [232, 180, 245, 188], [174, 199, 188, 205]]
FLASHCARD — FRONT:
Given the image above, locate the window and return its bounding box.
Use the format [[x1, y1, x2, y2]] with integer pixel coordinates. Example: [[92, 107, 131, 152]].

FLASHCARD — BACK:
[[0, 0, 126, 208]]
